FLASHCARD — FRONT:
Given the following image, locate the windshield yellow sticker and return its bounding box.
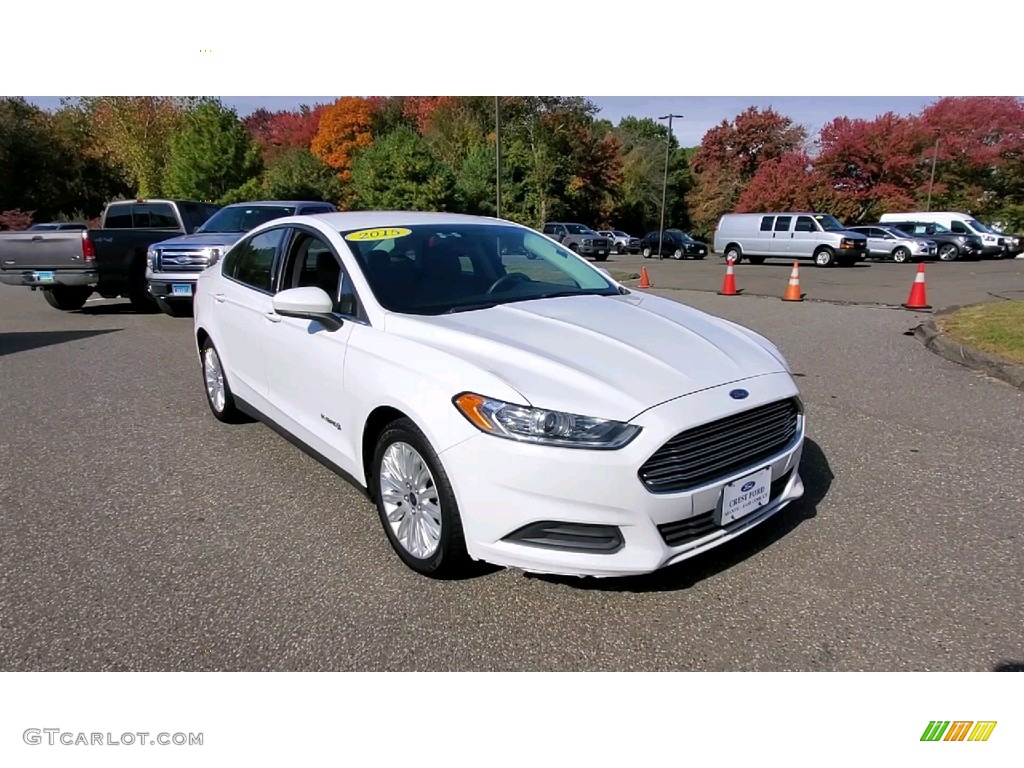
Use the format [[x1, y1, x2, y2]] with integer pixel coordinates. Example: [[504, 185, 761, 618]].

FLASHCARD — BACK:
[[344, 227, 411, 242]]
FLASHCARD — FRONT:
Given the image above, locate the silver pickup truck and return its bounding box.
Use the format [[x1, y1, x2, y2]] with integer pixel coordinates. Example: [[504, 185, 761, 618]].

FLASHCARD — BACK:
[[146, 200, 337, 316], [0, 199, 219, 311]]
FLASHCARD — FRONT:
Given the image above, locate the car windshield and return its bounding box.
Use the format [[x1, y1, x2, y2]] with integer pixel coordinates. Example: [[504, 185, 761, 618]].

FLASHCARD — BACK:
[[564, 224, 594, 235], [197, 205, 296, 233], [966, 218, 990, 233], [667, 229, 694, 242], [341, 223, 620, 315], [613, 231, 629, 237], [813, 214, 846, 231]]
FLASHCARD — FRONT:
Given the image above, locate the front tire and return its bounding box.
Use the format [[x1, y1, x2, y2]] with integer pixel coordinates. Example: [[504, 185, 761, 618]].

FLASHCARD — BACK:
[[372, 418, 471, 578], [200, 338, 247, 424], [672, 248, 684, 260], [156, 297, 193, 317], [42, 286, 92, 311], [938, 244, 959, 262], [814, 247, 836, 267], [892, 247, 911, 264]]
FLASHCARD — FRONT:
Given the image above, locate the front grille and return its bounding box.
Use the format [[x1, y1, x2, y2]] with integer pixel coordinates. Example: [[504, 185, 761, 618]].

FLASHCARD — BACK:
[[157, 250, 211, 272], [657, 470, 793, 548], [638, 398, 801, 493]]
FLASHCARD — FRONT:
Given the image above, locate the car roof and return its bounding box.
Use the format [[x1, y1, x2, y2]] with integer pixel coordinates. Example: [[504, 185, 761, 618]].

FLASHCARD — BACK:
[[309, 211, 509, 232], [223, 200, 334, 207]]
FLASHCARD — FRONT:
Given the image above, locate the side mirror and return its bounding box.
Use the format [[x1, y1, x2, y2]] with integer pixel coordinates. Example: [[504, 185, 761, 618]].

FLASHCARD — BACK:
[[272, 287, 343, 331]]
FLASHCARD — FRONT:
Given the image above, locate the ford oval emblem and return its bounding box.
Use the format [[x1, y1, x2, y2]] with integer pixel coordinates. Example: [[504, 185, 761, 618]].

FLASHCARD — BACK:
[[729, 389, 749, 400], [741, 481, 756, 492]]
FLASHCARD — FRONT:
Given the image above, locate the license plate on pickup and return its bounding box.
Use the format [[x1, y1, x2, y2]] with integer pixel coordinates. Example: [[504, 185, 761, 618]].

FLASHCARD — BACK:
[[715, 467, 772, 526], [597, 250, 605, 255], [33, 271, 55, 283], [171, 284, 193, 297]]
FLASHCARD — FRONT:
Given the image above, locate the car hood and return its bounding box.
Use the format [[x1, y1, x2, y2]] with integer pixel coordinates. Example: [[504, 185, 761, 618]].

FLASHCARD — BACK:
[[384, 292, 789, 421], [152, 232, 246, 249]]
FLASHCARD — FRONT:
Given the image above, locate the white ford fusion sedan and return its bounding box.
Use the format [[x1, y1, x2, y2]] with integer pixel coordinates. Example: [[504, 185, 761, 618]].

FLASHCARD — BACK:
[[193, 212, 806, 579]]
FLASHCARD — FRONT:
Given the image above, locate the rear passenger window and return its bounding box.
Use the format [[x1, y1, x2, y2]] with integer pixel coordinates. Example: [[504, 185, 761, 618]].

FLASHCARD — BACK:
[[774, 216, 792, 232], [227, 229, 286, 293], [760, 217, 774, 232]]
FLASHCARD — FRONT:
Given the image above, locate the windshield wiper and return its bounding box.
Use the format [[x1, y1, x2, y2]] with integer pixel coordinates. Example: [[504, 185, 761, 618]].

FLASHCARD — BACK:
[[445, 302, 499, 313]]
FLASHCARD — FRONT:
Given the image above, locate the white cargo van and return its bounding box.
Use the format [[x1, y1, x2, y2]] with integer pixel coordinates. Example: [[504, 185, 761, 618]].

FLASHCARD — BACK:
[[713, 212, 869, 267], [879, 212, 1006, 258]]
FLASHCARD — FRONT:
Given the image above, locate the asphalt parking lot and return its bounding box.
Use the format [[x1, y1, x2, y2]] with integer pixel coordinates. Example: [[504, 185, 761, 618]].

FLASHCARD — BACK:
[[1, 261, 1022, 671]]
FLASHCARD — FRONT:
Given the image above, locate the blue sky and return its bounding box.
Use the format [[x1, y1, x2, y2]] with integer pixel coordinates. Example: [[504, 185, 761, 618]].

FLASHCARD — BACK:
[[24, 96, 941, 146]]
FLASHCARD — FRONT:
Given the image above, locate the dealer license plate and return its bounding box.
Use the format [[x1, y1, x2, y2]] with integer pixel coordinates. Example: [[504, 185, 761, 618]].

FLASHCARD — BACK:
[[34, 271, 55, 283], [171, 284, 193, 297], [716, 467, 772, 526]]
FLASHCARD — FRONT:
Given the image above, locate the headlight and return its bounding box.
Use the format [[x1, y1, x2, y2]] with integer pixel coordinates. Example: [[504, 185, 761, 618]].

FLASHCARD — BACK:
[[452, 393, 641, 449], [201, 247, 222, 265], [146, 248, 158, 269]]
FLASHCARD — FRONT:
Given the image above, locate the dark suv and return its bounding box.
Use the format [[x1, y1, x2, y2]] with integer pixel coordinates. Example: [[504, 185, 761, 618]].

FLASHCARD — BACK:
[[640, 229, 708, 259], [541, 222, 612, 261], [881, 221, 983, 262]]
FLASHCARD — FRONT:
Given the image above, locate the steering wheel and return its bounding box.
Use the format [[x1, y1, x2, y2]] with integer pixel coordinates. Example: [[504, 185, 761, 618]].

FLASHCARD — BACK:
[[486, 272, 531, 294]]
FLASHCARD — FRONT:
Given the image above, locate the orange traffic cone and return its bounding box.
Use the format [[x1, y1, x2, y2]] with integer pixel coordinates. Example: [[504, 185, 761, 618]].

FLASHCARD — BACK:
[[638, 266, 653, 288], [717, 256, 740, 295], [902, 263, 932, 310], [782, 262, 803, 302]]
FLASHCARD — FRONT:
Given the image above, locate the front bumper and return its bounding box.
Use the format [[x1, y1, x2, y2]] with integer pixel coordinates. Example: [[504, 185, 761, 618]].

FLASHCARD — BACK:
[[0, 269, 98, 288], [148, 275, 199, 300], [578, 244, 610, 257], [439, 374, 806, 577]]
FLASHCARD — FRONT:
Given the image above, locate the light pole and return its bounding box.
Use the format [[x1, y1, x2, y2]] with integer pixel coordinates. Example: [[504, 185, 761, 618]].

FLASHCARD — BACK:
[[657, 113, 683, 260], [926, 139, 940, 212], [495, 96, 502, 219]]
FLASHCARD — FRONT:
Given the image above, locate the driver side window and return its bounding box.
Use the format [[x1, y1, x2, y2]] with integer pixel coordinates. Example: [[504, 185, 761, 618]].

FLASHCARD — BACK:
[[280, 229, 363, 319]]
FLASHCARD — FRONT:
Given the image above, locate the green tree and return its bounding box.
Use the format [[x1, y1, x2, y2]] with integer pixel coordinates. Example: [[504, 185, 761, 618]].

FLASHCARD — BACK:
[[62, 97, 198, 197], [612, 117, 692, 235], [350, 126, 455, 211], [262, 148, 345, 203], [164, 99, 262, 201]]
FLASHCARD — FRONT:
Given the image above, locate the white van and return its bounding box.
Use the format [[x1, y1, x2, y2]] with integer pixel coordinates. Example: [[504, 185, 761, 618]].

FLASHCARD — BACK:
[[879, 212, 1006, 258], [713, 212, 869, 267]]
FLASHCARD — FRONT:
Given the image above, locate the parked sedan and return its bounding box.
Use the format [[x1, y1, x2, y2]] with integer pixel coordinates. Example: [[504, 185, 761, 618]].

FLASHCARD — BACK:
[[640, 229, 709, 259], [194, 212, 806, 579], [845, 225, 936, 263]]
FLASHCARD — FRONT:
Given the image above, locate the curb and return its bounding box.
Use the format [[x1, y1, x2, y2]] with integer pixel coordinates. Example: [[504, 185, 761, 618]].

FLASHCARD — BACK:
[[913, 306, 1024, 390]]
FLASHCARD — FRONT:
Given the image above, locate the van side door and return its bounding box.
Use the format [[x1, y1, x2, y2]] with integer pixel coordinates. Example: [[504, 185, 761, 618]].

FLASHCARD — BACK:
[[770, 215, 793, 254]]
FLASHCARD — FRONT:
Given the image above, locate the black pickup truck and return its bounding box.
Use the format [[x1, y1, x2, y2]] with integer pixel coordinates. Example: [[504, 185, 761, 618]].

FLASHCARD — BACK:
[[0, 199, 220, 311]]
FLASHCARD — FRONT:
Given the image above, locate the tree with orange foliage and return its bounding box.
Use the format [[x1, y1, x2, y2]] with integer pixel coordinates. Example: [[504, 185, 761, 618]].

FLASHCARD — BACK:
[[310, 97, 375, 181]]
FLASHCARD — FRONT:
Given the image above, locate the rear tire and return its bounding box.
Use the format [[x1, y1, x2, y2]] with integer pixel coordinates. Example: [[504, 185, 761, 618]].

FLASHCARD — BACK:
[[42, 286, 92, 311], [725, 246, 742, 263], [372, 418, 472, 579], [594, 253, 608, 262], [200, 338, 247, 424]]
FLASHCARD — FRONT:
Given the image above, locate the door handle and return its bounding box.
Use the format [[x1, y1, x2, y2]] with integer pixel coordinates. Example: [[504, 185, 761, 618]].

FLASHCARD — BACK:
[[213, 293, 226, 303], [31, 236, 43, 241], [264, 312, 281, 323]]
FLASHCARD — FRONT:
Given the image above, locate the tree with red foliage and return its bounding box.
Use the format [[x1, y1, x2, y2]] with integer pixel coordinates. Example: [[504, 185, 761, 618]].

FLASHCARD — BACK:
[[310, 97, 375, 181], [919, 96, 1024, 216], [0, 209, 35, 231], [737, 152, 821, 212], [244, 104, 325, 162], [687, 107, 807, 236], [813, 112, 931, 222]]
